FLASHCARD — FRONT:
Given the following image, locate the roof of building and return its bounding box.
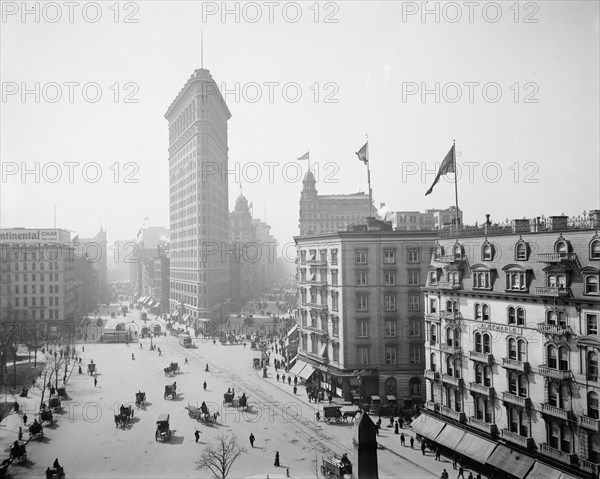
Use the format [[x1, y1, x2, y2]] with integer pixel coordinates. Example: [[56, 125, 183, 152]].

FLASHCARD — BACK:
[[234, 194, 249, 213]]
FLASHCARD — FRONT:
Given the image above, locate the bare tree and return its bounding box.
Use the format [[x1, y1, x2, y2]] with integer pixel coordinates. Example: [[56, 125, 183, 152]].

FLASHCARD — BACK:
[[197, 434, 247, 479]]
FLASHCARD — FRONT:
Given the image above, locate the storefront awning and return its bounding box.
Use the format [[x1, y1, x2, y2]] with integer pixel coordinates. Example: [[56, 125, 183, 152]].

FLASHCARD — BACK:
[[434, 423, 466, 450], [455, 433, 497, 465], [386, 395, 396, 402], [486, 444, 535, 479], [525, 461, 562, 479], [298, 363, 315, 381], [319, 343, 328, 358], [172, 310, 179, 317], [287, 324, 298, 337], [410, 415, 446, 441], [138, 296, 147, 303], [288, 360, 306, 377], [154, 302, 161, 308], [371, 395, 380, 401]]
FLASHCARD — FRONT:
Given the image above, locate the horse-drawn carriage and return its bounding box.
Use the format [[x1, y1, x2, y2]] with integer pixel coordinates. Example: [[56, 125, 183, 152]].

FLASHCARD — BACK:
[[39, 408, 53, 424], [9, 441, 26, 463], [164, 382, 177, 400], [135, 391, 146, 408], [322, 405, 343, 424], [252, 357, 261, 369], [223, 391, 234, 406], [186, 402, 218, 424], [155, 414, 171, 442], [320, 455, 352, 479], [114, 404, 134, 428], [87, 363, 96, 375], [29, 421, 43, 439], [237, 393, 249, 411], [340, 406, 360, 422], [49, 396, 61, 411], [164, 362, 179, 377], [45, 465, 65, 479]]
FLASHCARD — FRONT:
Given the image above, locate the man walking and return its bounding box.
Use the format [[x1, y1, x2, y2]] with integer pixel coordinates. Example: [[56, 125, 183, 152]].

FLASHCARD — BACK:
[[194, 429, 200, 443], [400, 433, 405, 446], [94, 377, 98, 387], [410, 436, 414, 449], [457, 464, 465, 479], [249, 433, 255, 448], [421, 441, 426, 455]]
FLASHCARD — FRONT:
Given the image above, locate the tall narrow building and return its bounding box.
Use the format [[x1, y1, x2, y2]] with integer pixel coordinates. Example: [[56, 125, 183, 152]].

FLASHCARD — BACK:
[[165, 68, 232, 322]]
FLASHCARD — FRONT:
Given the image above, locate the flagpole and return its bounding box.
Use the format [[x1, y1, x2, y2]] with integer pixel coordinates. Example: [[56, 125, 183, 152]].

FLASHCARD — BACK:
[[453, 140, 460, 237], [367, 163, 373, 217]]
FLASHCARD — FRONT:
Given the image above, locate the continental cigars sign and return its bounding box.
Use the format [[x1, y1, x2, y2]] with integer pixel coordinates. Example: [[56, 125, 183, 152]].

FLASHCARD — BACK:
[[0, 229, 70, 245]]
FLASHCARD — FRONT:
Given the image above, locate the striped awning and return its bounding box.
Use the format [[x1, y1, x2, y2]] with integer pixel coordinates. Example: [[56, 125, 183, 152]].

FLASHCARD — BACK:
[[486, 444, 535, 479]]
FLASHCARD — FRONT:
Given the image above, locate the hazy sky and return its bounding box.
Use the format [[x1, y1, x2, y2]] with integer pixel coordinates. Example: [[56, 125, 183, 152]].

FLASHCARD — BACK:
[[1, 1, 598, 250]]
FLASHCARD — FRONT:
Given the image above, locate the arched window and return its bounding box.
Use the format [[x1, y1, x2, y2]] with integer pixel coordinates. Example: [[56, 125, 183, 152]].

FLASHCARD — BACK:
[[430, 353, 437, 372], [453, 328, 461, 348], [559, 346, 569, 371], [482, 304, 490, 321], [508, 307, 516, 324], [386, 377, 397, 395], [453, 301, 459, 312], [482, 333, 491, 354], [446, 327, 453, 346], [446, 356, 454, 376], [547, 345, 558, 369], [482, 244, 492, 261], [446, 300, 453, 312], [509, 338, 517, 360], [555, 240, 568, 255], [517, 308, 525, 325], [475, 332, 482, 353], [453, 244, 462, 259], [590, 433, 600, 463], [474, 303, 482, 320], [434, 244, 443, 260], [548, 274, 566, 288], [585, 275, 599, 295], [560, 424, 572, 453], [547, 310, 567, 326], [430, 324, 437, 344], [517, 339, 527, 362], [518, 374, 529, 397], [409, 377, 421, 396], [591, 239, 600, 260], [508, 372, 518, 395], [588, 392, 599, 419], [476, 396, 485, 420], [475, 363, 483, 384], [588, 352, 599, 381], [515, 242, 528, 261]]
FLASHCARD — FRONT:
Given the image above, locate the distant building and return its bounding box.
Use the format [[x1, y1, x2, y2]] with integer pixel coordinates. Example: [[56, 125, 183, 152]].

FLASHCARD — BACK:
[[133, 227, 169, 314], [385, 206, 463, 231], [77, 228, 108, 302], [419, 211, 600, 479], [299, 170, 375, 235], [294, 219, 437, 405]]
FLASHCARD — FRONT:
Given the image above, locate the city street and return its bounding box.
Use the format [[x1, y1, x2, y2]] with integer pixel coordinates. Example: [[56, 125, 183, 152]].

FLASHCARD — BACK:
[[0, 309, 447, 479]]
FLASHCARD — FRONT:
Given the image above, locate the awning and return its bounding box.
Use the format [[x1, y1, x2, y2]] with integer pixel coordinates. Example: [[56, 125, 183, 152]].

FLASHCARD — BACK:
[[319, 343, 328, 358], [486, 444, 535, 479], [455, 433, 497, 465], [410, 415, 446, 441], [386, 395, 396, 402], [371, 395, 380, 401], [434, 423, 466, 450], [183, 314, 190, 321], [287, 324, 298, 337], [154, 302, 161, 308], [525, 461, 562, 479], [138, 296, 147, 303], [172, 310, 179, 317], [289, 360, 307, 377], [298, 363, 315, 381]]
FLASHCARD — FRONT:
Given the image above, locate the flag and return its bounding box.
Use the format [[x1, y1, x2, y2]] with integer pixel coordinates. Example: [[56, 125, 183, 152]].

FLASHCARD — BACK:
[[425, 144, 455, 196], [355, 141, 368, 164], [297, 151, 310, 161]]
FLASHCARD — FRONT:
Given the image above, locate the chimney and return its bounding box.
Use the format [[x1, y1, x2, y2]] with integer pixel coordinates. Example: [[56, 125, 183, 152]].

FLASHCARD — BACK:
[[548, 215, 568, 231], [512, 219, 530, 233]]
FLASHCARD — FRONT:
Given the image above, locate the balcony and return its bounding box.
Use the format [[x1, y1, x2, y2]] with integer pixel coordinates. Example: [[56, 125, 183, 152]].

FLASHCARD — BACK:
[[469, 382, 494, 397], [436, 281, 462, 290], [442, 311, 463, 324], [440, 344, 462, 356], [578, 415, 600, 432], [468, 416, 498, 436], [538, 444, 576, 466], [501, 358, 530, 373], [500, 429, 534, 449], [538, 366, 572, 381], [305, 280, 328, 287], [306, 303, 328, 311], [502, 392, 531, 409], [581, 459, 600, 476], [533, 286, 571, 297], [425, 313, 441, 323], [436, 255, 465, 264], [441, 374, 463, 388], [536, 253, 578, 263], [540, 403, 573, 421], [536, 323, 573, 336], [425, 401, 440, 412], [440, 406, 466, 422], [469, 350, 494, 366], [424, 370, 440, 381], [307, 258, 327, 266]]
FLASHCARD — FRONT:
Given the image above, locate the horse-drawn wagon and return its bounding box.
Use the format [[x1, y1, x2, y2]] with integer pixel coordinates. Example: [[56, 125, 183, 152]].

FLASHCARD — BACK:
[[114, 404, 134, 428], [29, 421, 43, 439], [164, 362, 179, 376], [320, 455, 352, 478], [49, 396, 61, 411], [186, 402, 218, 424], [322, 405, 343, 424], [164, 382, 177, 400], [252, 357, 261, 369], [9, 441, 26, 463], [223, 391, 234, 406], [39, 408, 53, 424], [87, 363, 96, 375], [135, 391, 146, 408], [155, 414, 171, 442]]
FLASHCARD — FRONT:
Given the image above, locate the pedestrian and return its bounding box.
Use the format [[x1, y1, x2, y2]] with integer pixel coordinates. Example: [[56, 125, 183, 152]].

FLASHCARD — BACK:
[[203, 381, 207, 391], [22, 414, 28, 425], [435, 447, 441, 461], [277, 373, 280, 382], [457, 465, 465, 479], [328, 394, 332, 404], [94, 377, 98, 387], [394, 421, 399, 434], [467, 473, 474, 479], [294, 376, 298, 385], [194, 429, 200, 442], [78, 365, 82, 374], [288, 376, 291, 385], [400, 433, 405, 446], [13, 401, 19, 413], [282, 374, 286, 383], [274, 451, 280, 467], [293, 386, 297, 395], [421, 441, 426, 455], [139, 342, 142, 349], [18, 426, 23, 441], [249, 433, 255, 448], [452, 455, 457, 470], [410, 436, 414, 449], [441, 469, 449, 479]]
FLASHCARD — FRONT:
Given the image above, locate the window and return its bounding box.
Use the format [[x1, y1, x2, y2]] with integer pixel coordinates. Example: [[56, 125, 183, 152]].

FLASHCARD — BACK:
[[309, 249, 316, 261], [408, 270, 419, 285], [589, 352, 599, 381], [482, 243, 493, 261], [409, 377, 421, 396], [300, 251, 306, 264], [355, 250, 367, 264], [591, 239, 600, 260], [383, 250, 395, 264], [517, 339, 527, 362], [585, 275, 599, 295], [430, 353, 437, 372], [429, 324, 437, 344], [356, 272, 367, 286], [409, 320, 420, 337], [331, 270, 338, 286], [408, 293, 420, 311], [589, 392, 599, 419], [332, 292, 339, 311], [356, 295, 368, 312], [331, 249, 338, 265], [385, 320, 396, 337], [406, 249, 419, 263], [482, 333, 490, 354], [384, 271, 395, 286], [508, 306, 525, 325], [300, 269, 306, 282], [358, 346, 369, 365], [547, 309, 567, 326], [548, 345, 558, 369], [332, 343, 339, 362], [473, 271, 491, 289], [358, 320, 368, 337], [386, 377, 397, 395], [505, 269, 528, 291], [547, 274, 566, 288], [385, 346, 397, 364], [482, 304, 490, 321], [429, 298, 437, 314], [559, 346, 569, 371], [384, 295, 396, 312], [332, 317, 339, 337], [434, 244, 444, 260], [515, 241, 528, 261], [474, 303, 482, 320], [429, 270, 438, 285], [410, 344, 421, 364], [587, 313, 598, 335]]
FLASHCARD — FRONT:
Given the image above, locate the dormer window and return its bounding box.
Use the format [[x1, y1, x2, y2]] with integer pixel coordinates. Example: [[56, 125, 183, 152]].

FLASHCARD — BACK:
[[515, 240, 529, 261], [555, 239, 569, 256], [471, 264, 495, 290], [453, 243, 463, 260], [434, 243, 444, 261], [503, 264, 529, 292], [481, 241, 494, 261], [590, 236, 600, 260]]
